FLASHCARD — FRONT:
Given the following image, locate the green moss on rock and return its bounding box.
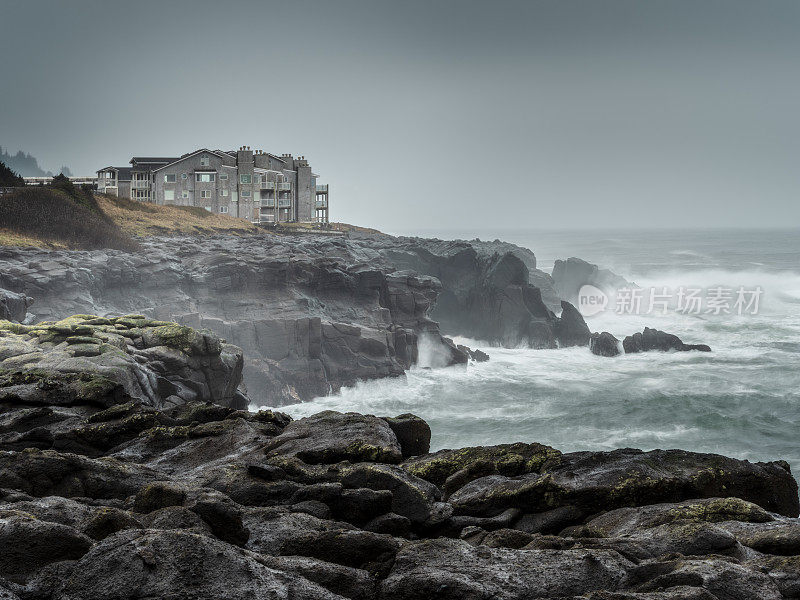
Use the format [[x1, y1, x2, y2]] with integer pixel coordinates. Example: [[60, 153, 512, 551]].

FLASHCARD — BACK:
[[402, 442, 561, 488]]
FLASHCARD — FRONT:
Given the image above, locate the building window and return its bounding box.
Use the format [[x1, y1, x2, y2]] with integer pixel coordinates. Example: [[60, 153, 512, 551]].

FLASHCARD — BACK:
[[195, 173, 216, 182], [201, 190, 212, 198], [220, 189, 229, 197], [181, 173, 187, 180], [204, 206, 212, 212], [240, 174, 251, 184], [220, 173, 228, 180], [164, 190, 175, 201], [219, 206, 229, 214], [200, 155, 210, 167], [241, 190, 251, 198], [164, 174, 176, 183], [181, 190, 189, 199], [232, 191, 238, 202]]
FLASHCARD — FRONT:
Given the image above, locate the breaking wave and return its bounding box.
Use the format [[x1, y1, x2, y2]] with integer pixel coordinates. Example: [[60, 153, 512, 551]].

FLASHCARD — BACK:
[[266, 229, 800, 473]]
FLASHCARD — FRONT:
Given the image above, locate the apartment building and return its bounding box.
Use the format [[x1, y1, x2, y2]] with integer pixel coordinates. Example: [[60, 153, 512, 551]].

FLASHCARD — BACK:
[[97, 147, 329, 224]]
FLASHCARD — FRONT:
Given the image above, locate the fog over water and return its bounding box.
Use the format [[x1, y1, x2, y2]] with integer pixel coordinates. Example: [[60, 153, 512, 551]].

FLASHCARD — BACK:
[[265, 228, 800, 473]]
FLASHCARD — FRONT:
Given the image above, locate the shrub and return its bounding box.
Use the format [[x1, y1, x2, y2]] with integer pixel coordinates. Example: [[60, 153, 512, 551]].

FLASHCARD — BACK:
[[0, 187, 137, 250], [50, 174, 111, 220]]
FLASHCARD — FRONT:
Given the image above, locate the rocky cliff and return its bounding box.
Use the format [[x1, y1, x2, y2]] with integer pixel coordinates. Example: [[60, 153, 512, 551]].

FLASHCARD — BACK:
[[0, 233, 588, 405], [0, 332, 798, 599]]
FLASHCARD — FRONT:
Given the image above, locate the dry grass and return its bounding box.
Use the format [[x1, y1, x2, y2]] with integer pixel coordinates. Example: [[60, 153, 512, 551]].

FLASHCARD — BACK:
[[96, 195, 259, 237], [0, 188, 138, 251], [0, 228, 67, 249], [330, 222, 383, 234], [0, 187, 372, 250]]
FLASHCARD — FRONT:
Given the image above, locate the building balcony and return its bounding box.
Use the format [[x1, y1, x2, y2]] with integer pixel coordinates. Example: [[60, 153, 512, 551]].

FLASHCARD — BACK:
[[315, 199, 328, 208], [278, 182, 292, 191], [316, 184, 328, 193], [131, 180, 150, 189], [278, 199, 291, 208], [261, 199, 276, 208], [261, 181, 276, 190]]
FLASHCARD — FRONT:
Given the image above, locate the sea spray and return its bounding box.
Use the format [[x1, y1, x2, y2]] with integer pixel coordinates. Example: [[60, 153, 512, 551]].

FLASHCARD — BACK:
[[263, 229, 800, 477]]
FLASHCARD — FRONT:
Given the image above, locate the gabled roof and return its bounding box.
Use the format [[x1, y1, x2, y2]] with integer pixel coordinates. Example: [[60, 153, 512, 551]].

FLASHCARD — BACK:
[[97, 166, 133, 181], [152, 149, 231, 172], [130, 157, 178, 165], [224, 150, 288, 164]]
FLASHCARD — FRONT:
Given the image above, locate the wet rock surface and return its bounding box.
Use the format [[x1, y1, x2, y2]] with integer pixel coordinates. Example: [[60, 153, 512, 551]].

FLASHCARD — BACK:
[[0, 233, 594, 404], [0, 324, 799, 599], [624, 327, 712, 353], [552, 256, 633, 305], [590, 331, 621, 356]]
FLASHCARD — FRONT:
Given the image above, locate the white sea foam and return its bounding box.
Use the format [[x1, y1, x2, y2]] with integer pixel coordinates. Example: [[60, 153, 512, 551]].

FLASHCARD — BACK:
[[258, 230, 800, 473]]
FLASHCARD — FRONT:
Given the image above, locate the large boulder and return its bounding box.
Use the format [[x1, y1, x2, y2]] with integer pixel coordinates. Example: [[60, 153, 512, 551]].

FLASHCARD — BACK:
[[338, 463, 441, 525], [0, 289, 30, 323], [264, 411, 403, 465], [0, 316, 246, 410], [402, 442, 561, 496], [0, 511, 93, 583], [380, 414, 431, 458], [635, 557, 782, 600], [279, 529, 403, 577], [623, 327, 711, 353], [380, 538, 632, 600], [590, 332, 621, 357], [553, 301, 591, 347], [585, 497, 775, 537], [243, 507, 355, 557], [52, 529, 343, 600], [0, 448, 162, 499], [448, 448, 799, 518]]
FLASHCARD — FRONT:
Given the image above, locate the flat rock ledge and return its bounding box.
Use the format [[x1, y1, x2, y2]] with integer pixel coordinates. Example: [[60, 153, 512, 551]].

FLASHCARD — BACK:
[[0, 325, 798, 599]]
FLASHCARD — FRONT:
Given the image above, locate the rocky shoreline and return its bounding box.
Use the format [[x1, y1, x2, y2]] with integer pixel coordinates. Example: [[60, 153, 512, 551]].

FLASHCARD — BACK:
[[0, 318, 797, 598], [0, 232, 710, 407], [0, 230, 746, 599]]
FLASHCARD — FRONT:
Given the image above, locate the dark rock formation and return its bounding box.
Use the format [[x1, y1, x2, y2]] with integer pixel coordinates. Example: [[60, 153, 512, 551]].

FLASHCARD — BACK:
[[373, 237, 588, 349], [380, 414, 431, 458], [552, 256, 633, 305], [0, 316, 244, 409], [0, 327, 799, 599], [0, 236, 517, 405], [0, 289, 30, 323], [553, 300, 591, 347], [456, 344, 490, 362], [0, 234, 600, 404], [446, 448, 798, 518], [623, 327, 712, 353], [590, 331, 621, 356], [264, 411, 403, 465]]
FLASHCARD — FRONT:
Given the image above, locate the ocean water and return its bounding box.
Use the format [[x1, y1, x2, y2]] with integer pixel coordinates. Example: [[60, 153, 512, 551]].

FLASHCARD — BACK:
[[264, 229, 800, 473]]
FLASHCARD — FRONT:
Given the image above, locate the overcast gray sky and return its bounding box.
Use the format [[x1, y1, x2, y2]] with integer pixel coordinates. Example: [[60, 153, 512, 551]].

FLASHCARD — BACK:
[[1, 0, 799, 230]]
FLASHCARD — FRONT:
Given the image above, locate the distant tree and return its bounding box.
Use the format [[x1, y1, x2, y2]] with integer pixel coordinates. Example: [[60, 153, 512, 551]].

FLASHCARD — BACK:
[[0, 146, 70, 177], [0, 160, 25, 187]]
